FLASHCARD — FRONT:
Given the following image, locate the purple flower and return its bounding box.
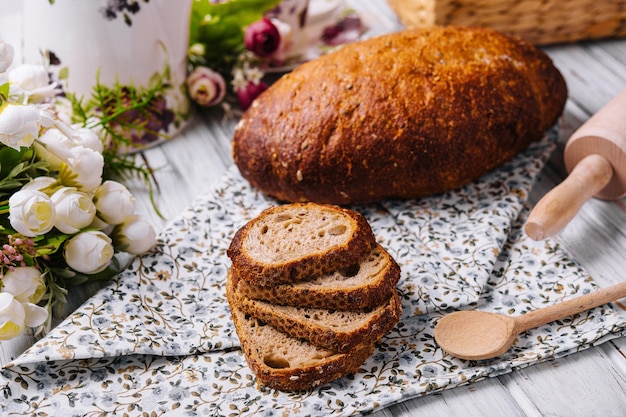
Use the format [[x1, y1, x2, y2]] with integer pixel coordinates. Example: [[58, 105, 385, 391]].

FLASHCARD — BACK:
[[187, 66, 226, 107], [236, 81, 268, 110], [321, 14, 362, 46], [244, 18, 281, 58]]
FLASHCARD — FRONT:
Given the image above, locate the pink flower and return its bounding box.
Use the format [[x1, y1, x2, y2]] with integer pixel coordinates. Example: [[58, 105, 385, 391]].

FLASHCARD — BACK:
[[186, 66, 226, 107], [236, 81, 268, 110], [244, 18, 281, 58]]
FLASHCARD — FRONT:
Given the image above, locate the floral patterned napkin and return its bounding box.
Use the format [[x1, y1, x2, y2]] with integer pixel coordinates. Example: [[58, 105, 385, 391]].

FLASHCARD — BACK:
[[2, 130, 626, 416]]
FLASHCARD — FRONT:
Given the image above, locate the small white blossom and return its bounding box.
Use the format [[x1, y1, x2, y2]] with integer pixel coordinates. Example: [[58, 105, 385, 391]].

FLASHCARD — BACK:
[[9, 189, 56, 237], [34, 127, 75, 170], [0, 104, 53, 150], [63, 146, 104, 193], [1, 267, 46, 304], [37, 128, 105, 192], [50, 96, 74, 125], [240, 60, 264, 84], [21, 176, 58, 193], [0, 293, 48, 340], [51, 187, 97, 234], [8, 64, 58, 104], [231, 67, 247, 90], [73, 126, 104, 153], [112, 215, 156, 255], [64, 230, 114, 274], [0, 39, 14, 73], [93, 181, 136, 225]]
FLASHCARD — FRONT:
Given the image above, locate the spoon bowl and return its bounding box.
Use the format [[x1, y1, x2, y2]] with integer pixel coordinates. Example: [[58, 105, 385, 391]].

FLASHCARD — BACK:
[[434, 310, 518, 360], [434, 281, 626, 360]]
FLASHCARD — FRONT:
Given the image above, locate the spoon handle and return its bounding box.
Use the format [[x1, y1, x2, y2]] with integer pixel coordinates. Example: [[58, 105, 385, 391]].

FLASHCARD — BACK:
[[514, 281, 626, 333]]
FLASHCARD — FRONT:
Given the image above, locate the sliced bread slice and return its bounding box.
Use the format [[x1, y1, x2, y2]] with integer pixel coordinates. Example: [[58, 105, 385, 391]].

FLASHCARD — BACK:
[[227, 290, 375, 391], [232, 243, 401, 310], [228, 270, 401, 353], [227, 203, 376, 286]]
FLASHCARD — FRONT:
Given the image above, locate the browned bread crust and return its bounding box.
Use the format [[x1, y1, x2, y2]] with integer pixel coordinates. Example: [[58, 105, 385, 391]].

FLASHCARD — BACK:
[[227, 203, 376, 286], [232, 26, 568, 204], [227, 284, 375, 391], [232, 243, 401, 310], [229, 270, 401, 353]]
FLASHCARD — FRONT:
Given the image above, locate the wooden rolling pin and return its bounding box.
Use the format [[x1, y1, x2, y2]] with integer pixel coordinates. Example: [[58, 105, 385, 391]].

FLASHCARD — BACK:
[[525, 88, 626, 240]]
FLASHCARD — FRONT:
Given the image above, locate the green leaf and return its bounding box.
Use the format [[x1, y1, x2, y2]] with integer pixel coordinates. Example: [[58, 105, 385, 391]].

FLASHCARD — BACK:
[[0, 83, 9, 100], [0, 146, 26, 179], [0, 147, 49, 198], [34, 233, 73, 256], [58, 66, 69, 81]]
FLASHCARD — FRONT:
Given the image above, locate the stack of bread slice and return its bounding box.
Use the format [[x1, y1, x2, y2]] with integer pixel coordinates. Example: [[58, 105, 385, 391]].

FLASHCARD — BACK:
[[226, 202, 402, 391]]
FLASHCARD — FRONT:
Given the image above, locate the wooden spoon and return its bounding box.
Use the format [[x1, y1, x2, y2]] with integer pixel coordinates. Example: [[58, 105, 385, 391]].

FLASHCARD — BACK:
[[434, 281, 626, 360]]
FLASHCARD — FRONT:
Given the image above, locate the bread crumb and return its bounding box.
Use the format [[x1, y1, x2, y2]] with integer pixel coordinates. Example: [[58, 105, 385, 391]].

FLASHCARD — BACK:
[[296, 170, 303, 181]]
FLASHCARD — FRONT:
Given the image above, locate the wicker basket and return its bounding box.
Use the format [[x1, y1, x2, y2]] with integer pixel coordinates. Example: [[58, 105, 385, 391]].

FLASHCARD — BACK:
[[386, 0, 626, 45]]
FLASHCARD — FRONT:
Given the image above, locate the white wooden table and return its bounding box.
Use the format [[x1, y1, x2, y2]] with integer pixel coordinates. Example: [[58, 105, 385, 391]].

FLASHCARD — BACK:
[[2, 1, 626, 415]]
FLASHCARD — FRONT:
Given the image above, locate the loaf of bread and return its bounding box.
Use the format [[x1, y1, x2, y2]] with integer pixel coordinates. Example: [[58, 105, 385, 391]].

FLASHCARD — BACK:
[[232, 243, 401, 310], [232, 26, 568, 204], [227, 202, 376, 286]]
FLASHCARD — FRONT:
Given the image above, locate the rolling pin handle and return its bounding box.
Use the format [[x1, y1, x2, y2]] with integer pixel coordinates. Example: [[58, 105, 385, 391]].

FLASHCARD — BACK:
[[525, 153, 613, 241]]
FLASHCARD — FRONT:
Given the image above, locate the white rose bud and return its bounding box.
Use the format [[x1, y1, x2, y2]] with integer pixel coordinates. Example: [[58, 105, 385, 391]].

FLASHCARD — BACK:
[[8, 64, 48, 90], [73, 126, 103, 153], [0, 39, 15, 73], [1, 267, 46, 303], [64, 230, 114, 274], [0, 293, 48, 340], [64, 146, 104, 193], [93, 181, 136, 225], [21, 176, 58, 193], [51, 187, 97, 234], [0, 104, 53, 150], [0, 293, 25, 340], [113, 215, 157, 255], [34, 127, 74, 170], [8, 63, 58, 103], [9, 189, 56, 237]]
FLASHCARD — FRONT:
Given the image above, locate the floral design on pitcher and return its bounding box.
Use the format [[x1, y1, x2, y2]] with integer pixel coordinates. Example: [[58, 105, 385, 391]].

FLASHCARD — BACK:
[[101, 87, 175, 146], [47, 49, 189, 150], [99, 0, 150, 26]]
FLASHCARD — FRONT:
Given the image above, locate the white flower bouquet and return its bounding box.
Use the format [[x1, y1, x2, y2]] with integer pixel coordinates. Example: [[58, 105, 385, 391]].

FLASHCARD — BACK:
[[0, 39, 158, 340]]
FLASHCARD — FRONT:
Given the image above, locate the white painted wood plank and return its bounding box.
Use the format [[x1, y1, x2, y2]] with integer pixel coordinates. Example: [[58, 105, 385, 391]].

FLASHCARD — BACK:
[[601, 339, 626, 376], [375, 379, 528, 417], [501, 348, 626, 417], [545, 45, 626, 114]]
